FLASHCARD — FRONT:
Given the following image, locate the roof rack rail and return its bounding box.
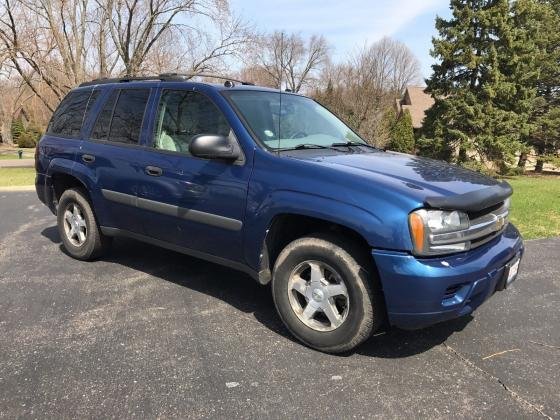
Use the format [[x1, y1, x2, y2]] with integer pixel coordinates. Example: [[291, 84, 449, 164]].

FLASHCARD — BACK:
[[79, 73, 254, 88], [159, 73, 254, 86]]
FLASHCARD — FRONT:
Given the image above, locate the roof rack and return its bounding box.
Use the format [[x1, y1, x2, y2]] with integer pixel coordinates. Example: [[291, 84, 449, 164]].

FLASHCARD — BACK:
[[79, 73, 254, 88]]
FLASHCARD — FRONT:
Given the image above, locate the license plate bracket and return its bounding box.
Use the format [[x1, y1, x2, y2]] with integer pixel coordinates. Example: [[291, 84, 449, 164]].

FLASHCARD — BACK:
[[497, 254, 521, 291], [506, 258, 520, 287]]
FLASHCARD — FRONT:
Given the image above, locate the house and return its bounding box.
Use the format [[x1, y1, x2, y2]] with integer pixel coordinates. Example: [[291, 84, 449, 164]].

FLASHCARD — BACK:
[[395, 86, 435, 132]]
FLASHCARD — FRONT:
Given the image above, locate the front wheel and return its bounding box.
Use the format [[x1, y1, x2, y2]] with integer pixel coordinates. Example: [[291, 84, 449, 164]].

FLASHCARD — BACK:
[[272, 233, 384, 353]]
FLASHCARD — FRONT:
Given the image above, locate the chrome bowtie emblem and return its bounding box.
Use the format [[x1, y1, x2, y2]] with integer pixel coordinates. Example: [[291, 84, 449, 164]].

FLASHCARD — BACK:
[[312, 289, 324, 302], [496, 216, 505, 230]]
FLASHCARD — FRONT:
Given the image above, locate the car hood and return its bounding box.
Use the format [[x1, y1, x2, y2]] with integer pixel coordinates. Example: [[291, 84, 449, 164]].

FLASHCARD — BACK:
[[292, 151, 510, 210]]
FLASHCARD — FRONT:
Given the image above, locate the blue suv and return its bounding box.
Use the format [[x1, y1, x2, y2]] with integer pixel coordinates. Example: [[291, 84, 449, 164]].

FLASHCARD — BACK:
[[35, 74, 524, 353]]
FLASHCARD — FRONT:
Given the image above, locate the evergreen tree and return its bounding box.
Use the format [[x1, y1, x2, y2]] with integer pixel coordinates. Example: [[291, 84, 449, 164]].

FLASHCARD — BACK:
[[421, 0, 538, 173], [389, 110, 415, 153], [11, 117, 24, 143], [515, 0, 560, 171]]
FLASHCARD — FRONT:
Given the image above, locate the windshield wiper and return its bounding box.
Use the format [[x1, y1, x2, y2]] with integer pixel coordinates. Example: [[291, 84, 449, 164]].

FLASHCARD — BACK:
[[331, 141, 379, 150], [280, 143, 351, 153]]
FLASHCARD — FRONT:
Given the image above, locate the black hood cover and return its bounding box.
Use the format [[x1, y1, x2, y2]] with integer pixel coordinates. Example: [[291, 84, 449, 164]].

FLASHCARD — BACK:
[[424, 181, 512, 212]]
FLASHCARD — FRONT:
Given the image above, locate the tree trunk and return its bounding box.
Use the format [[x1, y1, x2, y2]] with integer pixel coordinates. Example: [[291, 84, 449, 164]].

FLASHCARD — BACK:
[[458, 147, 467, 163], [535, 159, 544, 173], [1, 121, 13, 145], [517, 152, 527, 168]]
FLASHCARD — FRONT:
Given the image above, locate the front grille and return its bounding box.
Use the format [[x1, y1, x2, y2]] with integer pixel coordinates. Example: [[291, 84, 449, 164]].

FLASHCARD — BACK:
[[467, 201, 504, 220], [429, 202, 509, 251]]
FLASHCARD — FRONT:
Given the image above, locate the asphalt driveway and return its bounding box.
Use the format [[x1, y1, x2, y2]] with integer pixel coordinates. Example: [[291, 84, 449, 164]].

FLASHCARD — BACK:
[[0, 191, 558, 419]]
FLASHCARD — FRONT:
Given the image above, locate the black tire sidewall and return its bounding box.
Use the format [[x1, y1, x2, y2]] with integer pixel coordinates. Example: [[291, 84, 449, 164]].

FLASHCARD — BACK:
[[57, 189, 99, 260], [272, 237, 375, 352]]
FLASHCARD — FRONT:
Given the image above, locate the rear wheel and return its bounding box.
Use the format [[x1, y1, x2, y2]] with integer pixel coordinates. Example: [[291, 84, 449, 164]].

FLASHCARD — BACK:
[[272, 233, 383, 353], [57, 188, 111, 260]]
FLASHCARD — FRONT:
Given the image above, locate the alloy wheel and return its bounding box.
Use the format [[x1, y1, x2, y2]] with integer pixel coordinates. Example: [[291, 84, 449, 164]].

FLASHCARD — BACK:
[[287, 260, 350, 332], [63, 203, 87, 247]]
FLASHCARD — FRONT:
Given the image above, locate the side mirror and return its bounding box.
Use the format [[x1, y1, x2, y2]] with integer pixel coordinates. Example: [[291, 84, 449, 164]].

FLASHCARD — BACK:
[[189, 134, 240, 161]]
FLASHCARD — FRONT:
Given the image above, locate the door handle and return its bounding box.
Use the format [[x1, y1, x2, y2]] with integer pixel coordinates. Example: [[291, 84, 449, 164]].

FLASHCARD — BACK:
[[82, 154, 95, 163], [145, 166, 163, 177]]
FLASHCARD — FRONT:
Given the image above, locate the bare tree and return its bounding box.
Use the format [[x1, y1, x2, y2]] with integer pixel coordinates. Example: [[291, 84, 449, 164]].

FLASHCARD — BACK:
[[0, 0, 249, 131], [0, 0, 87, 110], [99, 0, 249, 76], [313, 37, 421, 147], [251, 31, 329, 92]]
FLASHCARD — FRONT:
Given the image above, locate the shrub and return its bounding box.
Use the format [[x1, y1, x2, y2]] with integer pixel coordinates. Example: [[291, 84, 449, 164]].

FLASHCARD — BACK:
[[16, 126, 42, 148], [389, 110, 415, 154]]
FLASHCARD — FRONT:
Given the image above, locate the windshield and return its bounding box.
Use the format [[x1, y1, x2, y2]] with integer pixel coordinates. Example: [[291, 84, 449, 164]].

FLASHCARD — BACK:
[[226, 91, 366, 150]]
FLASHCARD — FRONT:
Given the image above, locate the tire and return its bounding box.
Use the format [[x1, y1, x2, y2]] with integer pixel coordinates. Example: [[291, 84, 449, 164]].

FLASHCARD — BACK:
[[57, 188, 111, 261], [272, 233, 384, 353]]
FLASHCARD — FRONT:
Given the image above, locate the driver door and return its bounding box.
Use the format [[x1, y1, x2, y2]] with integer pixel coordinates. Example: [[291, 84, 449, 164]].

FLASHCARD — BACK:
[[135, 88, 251, 263]]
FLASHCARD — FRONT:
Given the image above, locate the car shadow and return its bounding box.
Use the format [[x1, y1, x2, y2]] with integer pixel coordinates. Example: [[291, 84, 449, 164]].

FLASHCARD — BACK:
[[41, 225, 60, 243], [40, 226, 473, 358]]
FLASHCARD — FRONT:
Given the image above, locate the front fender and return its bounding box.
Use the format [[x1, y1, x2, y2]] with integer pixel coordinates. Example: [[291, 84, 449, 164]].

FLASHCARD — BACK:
[[243, 189, 411, 270]]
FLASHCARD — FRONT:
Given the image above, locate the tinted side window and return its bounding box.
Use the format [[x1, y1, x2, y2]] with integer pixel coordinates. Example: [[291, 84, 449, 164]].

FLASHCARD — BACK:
[[153, 90, 231, 154], [109, 89, 150, 144], [91, 91, 118, 140], [47, 90, 92, 137], [83, 90, 101, 125]]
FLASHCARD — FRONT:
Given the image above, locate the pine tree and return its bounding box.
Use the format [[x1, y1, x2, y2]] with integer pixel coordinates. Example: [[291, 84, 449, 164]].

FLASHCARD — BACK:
[[389, 110, 415, 153], [11, 117, 24, 143], [515, 0, 560, 171], [421, 0, 538, 173]]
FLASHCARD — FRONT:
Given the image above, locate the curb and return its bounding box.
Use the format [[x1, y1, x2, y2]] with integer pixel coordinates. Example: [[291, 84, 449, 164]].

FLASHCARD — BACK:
[[0, 185, 36, 192]]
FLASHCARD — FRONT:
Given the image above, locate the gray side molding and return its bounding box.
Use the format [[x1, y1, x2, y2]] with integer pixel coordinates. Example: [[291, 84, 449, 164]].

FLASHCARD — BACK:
[[101, 189, 243, 231]]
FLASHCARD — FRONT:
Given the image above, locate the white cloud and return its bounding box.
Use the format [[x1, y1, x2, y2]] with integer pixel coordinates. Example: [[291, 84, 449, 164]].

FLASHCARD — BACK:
[[232, 0, 443, 43]]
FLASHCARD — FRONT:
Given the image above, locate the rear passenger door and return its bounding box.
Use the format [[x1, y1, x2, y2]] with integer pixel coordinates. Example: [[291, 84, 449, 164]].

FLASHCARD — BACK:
[[80, 88, 152, 234], [136, 88, 252, 263], [42, 89, 98, 174]]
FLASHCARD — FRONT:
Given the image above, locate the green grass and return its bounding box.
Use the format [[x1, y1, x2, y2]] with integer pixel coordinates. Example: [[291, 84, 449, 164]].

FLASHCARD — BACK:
[[508, 177, 560, 239], [0, 168, 35, 187], [0, 154, 33, 159], [0, 147, 34, 160], [0, 168, 558, 239]]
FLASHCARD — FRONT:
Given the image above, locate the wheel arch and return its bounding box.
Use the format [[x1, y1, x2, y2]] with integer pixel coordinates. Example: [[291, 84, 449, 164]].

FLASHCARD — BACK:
[[47, 160, 98, 215], [254, 211, 379, 289]]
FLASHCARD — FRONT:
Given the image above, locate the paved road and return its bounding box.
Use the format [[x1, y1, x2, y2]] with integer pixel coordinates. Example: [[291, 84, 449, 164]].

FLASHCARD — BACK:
[[1, 191, 558, 419], [0, 159, 34, 168]]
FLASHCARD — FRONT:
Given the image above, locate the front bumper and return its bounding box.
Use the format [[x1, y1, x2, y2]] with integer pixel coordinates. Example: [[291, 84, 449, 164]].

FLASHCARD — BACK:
[[372, 223, 524, 330]]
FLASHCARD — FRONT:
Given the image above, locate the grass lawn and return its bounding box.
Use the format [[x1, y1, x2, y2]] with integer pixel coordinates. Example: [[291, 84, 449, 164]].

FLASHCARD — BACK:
[[0, 168, 36, 187], [0, 168, 558, 239], [0, 147, 34, 159], [0, 154, 33, 160], [508, 176, 560, 239], [0, 153, 33, 160]]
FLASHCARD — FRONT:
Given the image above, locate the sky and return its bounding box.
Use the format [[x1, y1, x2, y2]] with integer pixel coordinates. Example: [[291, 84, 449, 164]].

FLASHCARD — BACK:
[[229, 0, 453, 82]]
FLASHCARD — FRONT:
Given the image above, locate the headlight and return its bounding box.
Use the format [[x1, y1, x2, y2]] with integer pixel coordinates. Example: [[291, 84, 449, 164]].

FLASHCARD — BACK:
[[409, 209, 470, 256]]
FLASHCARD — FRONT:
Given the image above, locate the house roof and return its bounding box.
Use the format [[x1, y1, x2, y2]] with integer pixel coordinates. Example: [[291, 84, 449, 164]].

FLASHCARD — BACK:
[[399, 86, 434, 129]]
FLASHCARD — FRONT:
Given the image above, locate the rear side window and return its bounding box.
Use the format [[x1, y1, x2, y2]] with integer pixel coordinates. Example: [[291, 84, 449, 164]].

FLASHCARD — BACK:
[[47, 90, 92, 137], [91, 89, 150, 144], [83, 90, 101, 125], [91, 91, 118, 140]]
